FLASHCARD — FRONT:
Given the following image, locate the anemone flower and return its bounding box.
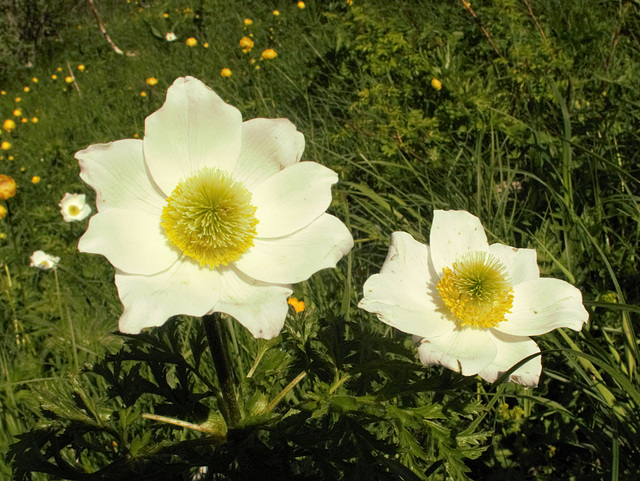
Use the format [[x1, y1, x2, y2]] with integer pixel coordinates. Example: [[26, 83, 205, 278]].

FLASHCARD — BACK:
[[30, 250, 60, 270], [59, 193, 92, 222], [77, 76, 353, 338], [359, 210, 588, 386]]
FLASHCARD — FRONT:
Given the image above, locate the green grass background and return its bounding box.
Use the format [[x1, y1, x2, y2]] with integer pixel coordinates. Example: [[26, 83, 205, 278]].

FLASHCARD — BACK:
[[1, 0, 640, 479]]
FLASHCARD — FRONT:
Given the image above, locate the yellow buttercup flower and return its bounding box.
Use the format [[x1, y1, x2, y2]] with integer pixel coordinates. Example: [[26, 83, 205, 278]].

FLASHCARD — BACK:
[[65, 76, 74, 84], [220, 68, 232, 77], [32, 77, 38, 83], [57, 67, 62, 72], [13, 109, 22, 117], [204, 42, 209, 48], [146, 77, 158, 86], [261, 48, 277, 60], [0, 175, 17, 199], [1, 141, 11, 151], [239, 36, 254, 52], [140, 92, 147, 97], [298, 1, 306, 8], [0, 205, 6, 220], [287, 297, 306, 313], [31, 176, 41, 184], [244, 18, 253, 26], [14, 97, 21, 102], [78, 65, 85, 71], [31, 117, 38, 123], [273, 10, 280, 16], [3, 119, 16, 131], [52, 74, 57, 80], [21, 118, 27, 124], [23, 86, 30, 92], [431, 78, 442, 90], [186, 37, 197, 47]]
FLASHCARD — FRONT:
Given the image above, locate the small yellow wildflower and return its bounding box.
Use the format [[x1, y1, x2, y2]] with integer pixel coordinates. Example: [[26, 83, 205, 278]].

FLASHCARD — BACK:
[[186, 37, 197, 47], [0, 91, 5, 95], [52, 74, 57, 80], [347, 0, 353, 5], [431, 78, 442, 90], [244, 18, 253, 26], [23, 86, 30, 92], [261, 48, 277, 60], [65, 76, 73, 84], [0, 175, 17, 199], [204, 42, 209, 48], [13, 109, 22, 117], [273, 10, 280, 16], [78, 65, 85, 71], [298, 1, 306, 8], [31, 176, 41, 184], [14, 97, 21, 102], [146, 77, 158, 86], [0, 233, 6, 239], [239, 36, 254, 51], [0, 206, 6, 220], [31, 117, 38, 123], [163, 13, 169, 18], [287, 297, 306, 313], [21, 118, 27, 124], [7, 156, 13, 160], [32, 77, 38, 83], [1, 141, 11, 151], [140, 92, 147, 97], [250, 58, 256, 64], [220, 68, 232, 77], [3, 119, 16, 131], [57, 67, 62, 72]]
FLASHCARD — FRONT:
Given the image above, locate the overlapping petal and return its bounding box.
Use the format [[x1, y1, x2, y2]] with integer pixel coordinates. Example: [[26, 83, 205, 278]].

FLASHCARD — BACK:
[[252, 162, 338, 238], [478, 330, 541, 386], [76, 139, 165, 214], [489, 243, 539, 286], [144, 77, 243, 195], [215, 267, 292, 339], [429, 210, 489, 274], [417, 327, 497, 376], [115, 258, 221, 334], [235, 213, 353, 284], [499, 278, 588, 336], [232, 118, 305, 190]]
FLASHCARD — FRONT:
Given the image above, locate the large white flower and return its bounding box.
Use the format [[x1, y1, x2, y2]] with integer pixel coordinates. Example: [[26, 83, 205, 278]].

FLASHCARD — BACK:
[[77, 76, 353, 338], [358, 210, 588, 386]]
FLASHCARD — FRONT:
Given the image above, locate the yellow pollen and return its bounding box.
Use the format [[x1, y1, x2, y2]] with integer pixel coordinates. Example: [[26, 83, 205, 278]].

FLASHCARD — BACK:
[[436, 251, 513, 329], [161, 167, 258, 268], [68, 205, 80, 215]]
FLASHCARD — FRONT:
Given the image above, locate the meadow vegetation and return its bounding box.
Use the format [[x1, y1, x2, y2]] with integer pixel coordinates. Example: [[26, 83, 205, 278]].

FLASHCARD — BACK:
[[1, 0, 640, 479]]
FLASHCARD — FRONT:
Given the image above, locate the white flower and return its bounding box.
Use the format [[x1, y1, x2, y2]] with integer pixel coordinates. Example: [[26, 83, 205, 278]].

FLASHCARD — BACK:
[[358, 210, 588, 387], [30, 250, 60, 270], [165, 32, 177, 42], [59, 193, 92, 222], [76, 76, 353, 338]]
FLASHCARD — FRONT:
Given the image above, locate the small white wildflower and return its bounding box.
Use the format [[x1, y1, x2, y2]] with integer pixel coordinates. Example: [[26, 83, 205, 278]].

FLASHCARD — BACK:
[[166, 32, 177, 42], [30, 250, 60, 270], [59, 193, 92, 222]]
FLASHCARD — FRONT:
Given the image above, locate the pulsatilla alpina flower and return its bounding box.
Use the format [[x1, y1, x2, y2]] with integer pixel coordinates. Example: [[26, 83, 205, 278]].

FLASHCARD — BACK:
[[59, 193, 92, 222], [359, 210, 588, 386], [30, 250, 60, 270], [77, 76, 353, 338]]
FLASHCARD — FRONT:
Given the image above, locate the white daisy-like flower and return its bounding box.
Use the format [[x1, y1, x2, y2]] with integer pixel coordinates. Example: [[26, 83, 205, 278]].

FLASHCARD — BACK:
[[165, 32, 177, 42], [76, 76, 353, 338], [30, 250, 60, 270], [358, 210, 588, 387], [59, 193, 92, 222]]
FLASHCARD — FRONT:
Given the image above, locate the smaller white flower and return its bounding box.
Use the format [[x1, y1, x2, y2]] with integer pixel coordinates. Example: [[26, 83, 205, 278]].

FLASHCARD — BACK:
[[166, 32, 177, 42], [59, 193, 92, 222], [30, 250, 60, 270]]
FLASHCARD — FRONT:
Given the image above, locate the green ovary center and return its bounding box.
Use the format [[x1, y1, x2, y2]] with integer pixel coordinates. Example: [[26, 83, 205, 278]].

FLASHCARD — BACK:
[[436, 251, 513, 329], [161, 167, 258, 268]]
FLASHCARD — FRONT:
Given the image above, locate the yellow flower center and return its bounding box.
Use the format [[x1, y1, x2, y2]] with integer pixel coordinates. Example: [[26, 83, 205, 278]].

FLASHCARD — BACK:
[[436, 251, 513, 329], [161, 167, 259, 268], [68, 205, 80, 216]]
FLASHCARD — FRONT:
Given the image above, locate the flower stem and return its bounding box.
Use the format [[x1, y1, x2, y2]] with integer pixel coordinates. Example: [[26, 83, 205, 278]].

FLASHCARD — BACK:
[[202, 313, 241, 428]]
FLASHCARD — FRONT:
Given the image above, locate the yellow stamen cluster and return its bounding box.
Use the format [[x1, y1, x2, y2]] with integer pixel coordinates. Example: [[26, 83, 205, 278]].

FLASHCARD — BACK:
[[437, 251, 513, 329], [161, 167, 258, 268]]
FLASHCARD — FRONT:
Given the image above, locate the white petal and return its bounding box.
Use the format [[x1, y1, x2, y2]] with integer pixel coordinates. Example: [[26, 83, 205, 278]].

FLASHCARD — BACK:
[[498, 278, 588, 336], [79, 208, 179, 275], [489, 243, 539, 285], [232, 118, 305, 191], [252, 162, 338, 238], [143, 77, 242, 194], [417, 327, 497, 376], [358, 272, 454, 339], [215, 267, 292, 339], [115, 258, 221, 334], [76, 139, 166, 214], [429, 210, 489, 274], [234, 213, 353, 284], [478, 330, 541, 386], [379, 231, 431, 279]]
